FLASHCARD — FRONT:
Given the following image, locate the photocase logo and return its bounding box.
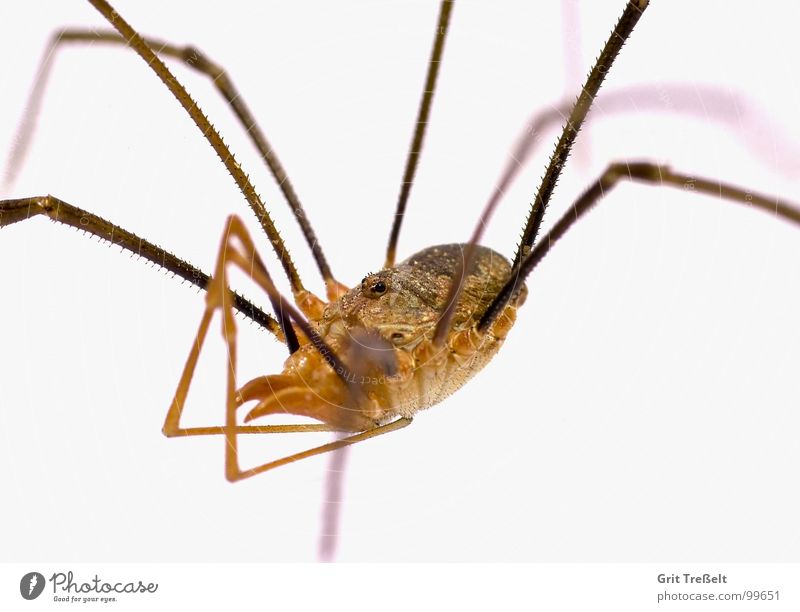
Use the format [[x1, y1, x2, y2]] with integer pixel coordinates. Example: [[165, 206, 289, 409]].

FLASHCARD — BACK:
[[16, 570, 158, 603], [20, 572, 45, 600]]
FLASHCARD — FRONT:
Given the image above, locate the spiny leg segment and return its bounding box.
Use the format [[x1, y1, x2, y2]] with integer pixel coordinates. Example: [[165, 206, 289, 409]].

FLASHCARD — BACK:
[[478, 161, 800, 330], [513, 0, 650, 269], [0, 194, 281, 336], [2, 28, 345, 299], [435, 0, 649, 342], [430, 83, 798, 342], [439, 0, 800, 336], [86, 0, 317, 310]]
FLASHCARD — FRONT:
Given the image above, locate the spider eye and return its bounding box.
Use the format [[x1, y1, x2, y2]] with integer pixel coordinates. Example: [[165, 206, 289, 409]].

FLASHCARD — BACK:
[[371, 280, 387, 294]]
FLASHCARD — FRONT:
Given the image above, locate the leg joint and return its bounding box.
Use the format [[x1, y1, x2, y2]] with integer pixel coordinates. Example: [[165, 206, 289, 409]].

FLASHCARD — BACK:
[[605, 161, 669, 186]]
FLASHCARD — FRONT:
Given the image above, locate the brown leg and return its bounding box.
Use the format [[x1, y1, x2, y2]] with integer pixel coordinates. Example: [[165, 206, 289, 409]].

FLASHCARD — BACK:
[[478, 161, 800, 331], [432, 1, 649, 345], [384, 0, 454, 268], [3, 27, 348, 299], [514, 1, 649, 267], [0, 195, 282, 336]]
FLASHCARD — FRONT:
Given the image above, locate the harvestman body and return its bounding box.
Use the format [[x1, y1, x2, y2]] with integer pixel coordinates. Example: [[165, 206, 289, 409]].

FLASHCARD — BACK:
[[2, 0, 800, 549]]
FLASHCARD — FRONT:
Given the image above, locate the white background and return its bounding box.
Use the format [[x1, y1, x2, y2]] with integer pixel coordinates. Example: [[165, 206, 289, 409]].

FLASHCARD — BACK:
[[1, 0, 799, 562]]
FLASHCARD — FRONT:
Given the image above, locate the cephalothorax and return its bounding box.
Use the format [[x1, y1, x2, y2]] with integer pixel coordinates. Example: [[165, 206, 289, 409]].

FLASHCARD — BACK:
[[239, 244, 525, 433]]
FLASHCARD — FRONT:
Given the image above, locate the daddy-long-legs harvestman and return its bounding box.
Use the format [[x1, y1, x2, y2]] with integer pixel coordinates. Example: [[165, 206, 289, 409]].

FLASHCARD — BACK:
[[1, 1, 799, 561]]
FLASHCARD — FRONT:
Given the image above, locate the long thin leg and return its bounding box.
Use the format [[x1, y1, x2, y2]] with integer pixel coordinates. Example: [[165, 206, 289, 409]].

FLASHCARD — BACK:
[[165, 214, 411, 481], [86, 0, 307, 300], [478, 161, 800, 331], [430, 85, 797, 343], [433, 0, 648, 344], [2, 29, 345, 299], [0, 194, 282, 337], [503, 84, 795, 209], [431, 78, 800, 343], [513, 0, 648, 269], [384, 0, 454, 268]]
